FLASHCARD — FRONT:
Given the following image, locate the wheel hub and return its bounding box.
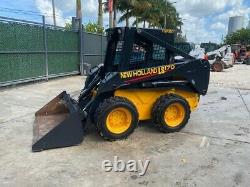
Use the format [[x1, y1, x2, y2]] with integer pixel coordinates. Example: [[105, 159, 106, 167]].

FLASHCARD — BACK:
[[164, 103, 185, 127], [106, 107, 132, 134]]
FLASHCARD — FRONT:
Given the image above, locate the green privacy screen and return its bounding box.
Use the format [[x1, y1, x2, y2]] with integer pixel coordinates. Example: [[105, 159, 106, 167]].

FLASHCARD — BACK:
[[46, 28, 79, 75], [0, 22, 45, 82], [0, 21, 79, 84]]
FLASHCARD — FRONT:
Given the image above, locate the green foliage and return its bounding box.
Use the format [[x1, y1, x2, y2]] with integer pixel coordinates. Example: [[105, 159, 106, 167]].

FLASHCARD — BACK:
[[116, 0, 134, 26], [84, 22, 105, 34], [65, 22, 72, 31], [225, 28, 250, 45], [175, 33, 187, 43], [64, 22, 105, 34], [103, 0, 182, 30]]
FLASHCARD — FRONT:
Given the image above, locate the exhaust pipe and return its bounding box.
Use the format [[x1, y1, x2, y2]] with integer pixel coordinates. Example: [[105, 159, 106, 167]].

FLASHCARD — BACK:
[[32, 91, 85, 152]]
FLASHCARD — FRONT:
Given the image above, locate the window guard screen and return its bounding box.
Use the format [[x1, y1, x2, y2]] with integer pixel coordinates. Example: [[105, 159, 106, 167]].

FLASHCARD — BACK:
[[130, 44, 146, 63], [114, 41, 124, 65], [152, 44, 165, 60]]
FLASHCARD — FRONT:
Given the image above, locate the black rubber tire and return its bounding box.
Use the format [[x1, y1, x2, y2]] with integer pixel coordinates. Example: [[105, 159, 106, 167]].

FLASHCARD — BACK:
[[211, 61, 224, 72], [94, 97, 139, 141], [246, 58, 250, 65], [152, 94, 191, 133]]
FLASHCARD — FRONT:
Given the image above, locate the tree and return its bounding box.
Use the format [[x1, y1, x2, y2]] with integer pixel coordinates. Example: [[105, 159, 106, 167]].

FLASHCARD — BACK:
[[104, 0, 120, 27], [64, 22, 104, 34], [76, 0, 82, 18], [118, 0, 182, 30], [113, 0, 118, 27], [104, 0, 182, 31], [131, 0, 153, 28], [117, 0, 134, 27], [65, 22, 72, 31], [225, 28, 250, 45], [98, 0, 103, 27], [84, 22, 105, 34], [175, 33, 187, 43], [160, 1, 182, 30]]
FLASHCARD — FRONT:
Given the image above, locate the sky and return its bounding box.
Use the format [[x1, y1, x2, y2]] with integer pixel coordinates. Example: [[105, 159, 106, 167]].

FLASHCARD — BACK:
[[0, 0, 249, 43]]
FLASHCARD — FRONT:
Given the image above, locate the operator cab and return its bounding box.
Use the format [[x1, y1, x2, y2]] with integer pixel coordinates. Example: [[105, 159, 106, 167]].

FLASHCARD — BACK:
[[104, 27, 194, 73]]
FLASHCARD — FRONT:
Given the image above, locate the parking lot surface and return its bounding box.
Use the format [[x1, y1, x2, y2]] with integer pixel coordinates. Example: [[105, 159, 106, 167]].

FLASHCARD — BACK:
[[0, 65, 250, 186]]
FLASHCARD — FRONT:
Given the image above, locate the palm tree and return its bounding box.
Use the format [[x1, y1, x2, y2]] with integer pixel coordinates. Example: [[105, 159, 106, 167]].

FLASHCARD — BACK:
[[98, 0, 103, 27], [113, 0, 118, 27], [160, 1, 183, 29], [135, 0, 183, 29], [117, 0, 135, 27], [76, 0, 82, 19], [118, 0, 152, 28], [104, 0, 120, 27], [104, 0, 182, 30], [130, 0, 160, 28]]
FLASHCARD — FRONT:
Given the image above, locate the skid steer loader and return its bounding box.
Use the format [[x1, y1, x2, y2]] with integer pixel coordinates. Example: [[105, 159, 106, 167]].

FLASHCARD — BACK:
[[32, 27, 210, 152]]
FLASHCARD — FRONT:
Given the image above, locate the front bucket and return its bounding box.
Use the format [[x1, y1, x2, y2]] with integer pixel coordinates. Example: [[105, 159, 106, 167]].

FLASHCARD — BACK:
[[32, 91, 85, 152]]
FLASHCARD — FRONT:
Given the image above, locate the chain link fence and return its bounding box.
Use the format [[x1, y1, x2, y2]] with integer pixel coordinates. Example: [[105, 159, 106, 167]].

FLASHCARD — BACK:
[[0, 16, 107, 87]]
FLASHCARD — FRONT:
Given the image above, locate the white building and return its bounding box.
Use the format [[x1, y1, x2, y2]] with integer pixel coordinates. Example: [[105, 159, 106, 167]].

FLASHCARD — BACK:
[[228, 16, 244, 34]]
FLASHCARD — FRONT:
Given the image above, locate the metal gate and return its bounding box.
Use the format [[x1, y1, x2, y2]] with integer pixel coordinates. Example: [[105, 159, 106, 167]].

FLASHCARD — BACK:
[[0, 16, 106, 87]]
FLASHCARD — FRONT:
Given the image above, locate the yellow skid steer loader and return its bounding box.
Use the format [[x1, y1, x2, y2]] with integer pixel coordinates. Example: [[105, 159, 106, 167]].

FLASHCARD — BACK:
[[32, 27, 210, 152]]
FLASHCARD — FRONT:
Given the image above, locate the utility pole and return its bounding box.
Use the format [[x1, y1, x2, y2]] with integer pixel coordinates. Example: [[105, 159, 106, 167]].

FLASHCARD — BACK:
[[51, 0, 56, 26]]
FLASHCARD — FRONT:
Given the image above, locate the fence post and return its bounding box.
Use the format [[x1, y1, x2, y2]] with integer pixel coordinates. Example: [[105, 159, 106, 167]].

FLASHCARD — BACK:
[[79, 18, 84, 75], [101, 34, 103, 64], [42, 16, 49, 81]]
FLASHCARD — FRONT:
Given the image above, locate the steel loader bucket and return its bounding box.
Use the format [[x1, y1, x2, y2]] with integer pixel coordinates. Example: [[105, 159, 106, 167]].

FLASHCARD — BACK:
[[32, 91, 85, 152]]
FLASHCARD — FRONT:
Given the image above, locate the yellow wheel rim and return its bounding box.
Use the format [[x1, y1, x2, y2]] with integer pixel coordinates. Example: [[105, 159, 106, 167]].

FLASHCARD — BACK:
[[106, 107, 132, 134], [164, 103, 185, 127]]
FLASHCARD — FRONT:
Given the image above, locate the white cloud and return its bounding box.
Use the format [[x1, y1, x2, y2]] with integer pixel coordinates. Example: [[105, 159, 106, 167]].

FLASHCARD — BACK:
[[175, 0, 250, 43], [33, 0, 250, 43], [54, 0, 75, 12], [54, 0, 97, 16], [35, 0, 99, 26], [175, 0, 241, 17], [210, 22, 226, 30], [180, 14, 221, 43], [34, 0, 66, 26], [217, 6, 250, 26]]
